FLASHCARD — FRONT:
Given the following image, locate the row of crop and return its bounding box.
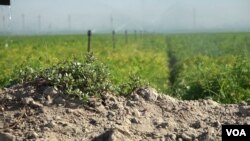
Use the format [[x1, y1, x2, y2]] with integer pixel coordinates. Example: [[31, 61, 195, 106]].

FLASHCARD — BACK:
[[167, 33, 250, 103], [0, 34, 169, 93]]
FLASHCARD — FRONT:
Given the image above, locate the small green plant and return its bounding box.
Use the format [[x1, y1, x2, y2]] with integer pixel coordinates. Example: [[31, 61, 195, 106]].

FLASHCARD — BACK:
[[116, 73, 146, 96], [11, 53, 112, 101]]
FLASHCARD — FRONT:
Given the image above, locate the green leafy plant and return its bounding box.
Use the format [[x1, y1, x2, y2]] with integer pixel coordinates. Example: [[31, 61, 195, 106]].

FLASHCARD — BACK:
[[11, 53, 112, 101], [172, 55, 250, 103], [116, 73, 146, 96]]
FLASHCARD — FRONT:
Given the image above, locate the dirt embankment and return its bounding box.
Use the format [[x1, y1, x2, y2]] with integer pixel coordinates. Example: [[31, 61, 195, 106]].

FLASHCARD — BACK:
[[0, 85, 250, 141]]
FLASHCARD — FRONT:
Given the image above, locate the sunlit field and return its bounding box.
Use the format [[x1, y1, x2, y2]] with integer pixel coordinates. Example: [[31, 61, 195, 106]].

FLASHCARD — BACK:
[[1, 32, 250, 103]]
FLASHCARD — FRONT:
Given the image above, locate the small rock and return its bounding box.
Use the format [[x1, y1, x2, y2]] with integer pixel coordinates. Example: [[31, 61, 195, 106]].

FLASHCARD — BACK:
[[156, 122, 168, 128], [65, 108, 74, 114], [109, 96, 116, 102], [43, 87, 58, 96], [108, 111, 116, 117], [126, 100, 135, 107], [88, 99, 102, 108], [151, 132, 161, 139], [130, 117, 140, 124], [244, 119, 250, 125], [166, 118, 177, 130], [181, 133, 192, 141], [26, 131, 38, 139], [95, 105, 107, 114], [191, 121, 201, 129], [13, 112, 22, 118], [132, 109, 140, 117], [58, 121, 69, 127], [0, 106, 4, 112], [46, 121, 56, 128], [240, 101, 248, 106], [92, 128, 131, 141], [22, 97, 43, 108], [0, 132, 15, 141], [45, 95, 53, 105], [177, 138, 183, 141], [82, 126, 89, 133], [137, 87, 158, 102], [170, 134, 176, 140], [181, 128, 198, 141], [239, 106, 250, 116], [55, 116, 61, 120], [89, 118, 97, 125], [42, 127, 50, 131], [206, 99, 219, 107], [198, 128, 215, 141], [116, 126, 131, 136], [30, 101, 43, 108], [3, 128, 13, 133], [213, 120, 221, 128], [110, 103, 119, 110], [54, 96, 65, 105], [22, 97, 34, 105], [4, 94, 13, 101], [67, 102, 78, 108], [131, 94, 140, 101], [115, 120, 123, 125]]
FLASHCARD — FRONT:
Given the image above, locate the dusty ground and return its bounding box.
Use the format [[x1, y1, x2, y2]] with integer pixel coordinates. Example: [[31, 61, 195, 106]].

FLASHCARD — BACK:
[[0, 85, 250, 141]]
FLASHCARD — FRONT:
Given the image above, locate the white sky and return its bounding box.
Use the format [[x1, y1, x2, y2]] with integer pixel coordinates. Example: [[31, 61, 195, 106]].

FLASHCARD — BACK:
[[0, 0, 250, 34]]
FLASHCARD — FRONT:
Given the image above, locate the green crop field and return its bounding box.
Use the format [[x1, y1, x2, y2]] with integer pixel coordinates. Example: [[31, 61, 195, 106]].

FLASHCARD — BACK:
[[1, 32, 250, 103], [167, 33, 250, 103], [0, 34, 169, 93]]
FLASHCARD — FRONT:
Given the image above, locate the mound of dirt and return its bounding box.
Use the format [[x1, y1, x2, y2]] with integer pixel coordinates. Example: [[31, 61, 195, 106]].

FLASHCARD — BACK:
[[0, 85, 249, 141]]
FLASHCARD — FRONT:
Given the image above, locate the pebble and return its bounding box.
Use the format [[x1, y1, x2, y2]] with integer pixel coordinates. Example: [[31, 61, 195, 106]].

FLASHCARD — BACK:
[[239, 106, 250, 116], [170, 134, 176, 140], [22, 97, 34, 105], [213, 120, 221, 128], [116, 120, 123, 125], [54, 96, 65, 105], [111, 103, 119, 110], [126, 100, 135, 107], [4, 94, 13, 101], [46, 121, 56, 128], [89, 118, 97, 125], [58, 121, 69, 127], [26, 131, 38, 139], [240, 101, 248, 106], [191, 121, 201, 129], [43, 87, 58, 96], [131, 94, 140, 101], [108, 111, 116, 117], [130, 118, 140, 124], [177, 138, 183, 141], [30, 101, 43, 108], [181, 133, 192, 141], [45, 95, 53, 105], [137, 87, 158, 102], [65, 108, 74, 114], [42, 127, 50, 131], [132, 109, 140, 117], [156, 122, 168, 128]]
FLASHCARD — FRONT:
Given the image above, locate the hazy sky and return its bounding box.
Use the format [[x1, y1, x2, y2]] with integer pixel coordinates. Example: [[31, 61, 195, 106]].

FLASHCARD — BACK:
[[1, 0, 250, 34]]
